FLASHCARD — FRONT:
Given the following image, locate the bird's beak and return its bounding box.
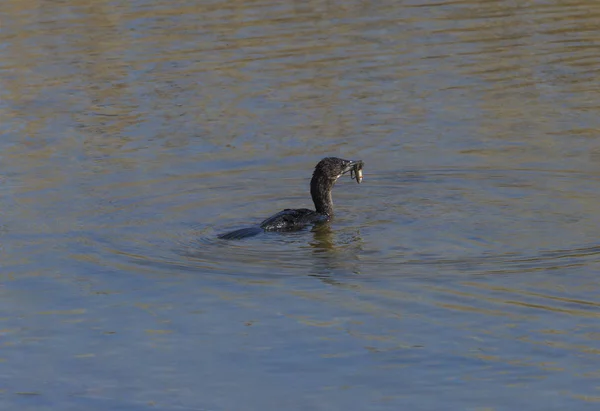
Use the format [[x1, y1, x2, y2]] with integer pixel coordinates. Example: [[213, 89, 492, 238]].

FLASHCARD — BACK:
[[343, 160, 364, 184]]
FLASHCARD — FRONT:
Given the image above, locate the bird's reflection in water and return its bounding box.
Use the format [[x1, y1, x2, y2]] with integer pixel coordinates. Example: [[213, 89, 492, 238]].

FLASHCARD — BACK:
[[308, 223, 364, 286], [310, 223, 335, 251]]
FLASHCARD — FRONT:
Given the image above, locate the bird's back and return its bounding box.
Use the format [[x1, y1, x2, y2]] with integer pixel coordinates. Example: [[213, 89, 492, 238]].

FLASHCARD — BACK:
[[260, 208, 328, 231]]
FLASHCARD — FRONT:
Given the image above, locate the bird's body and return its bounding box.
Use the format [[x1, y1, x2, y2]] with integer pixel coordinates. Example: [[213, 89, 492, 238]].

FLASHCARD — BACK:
[[259, 208, 328, 231]]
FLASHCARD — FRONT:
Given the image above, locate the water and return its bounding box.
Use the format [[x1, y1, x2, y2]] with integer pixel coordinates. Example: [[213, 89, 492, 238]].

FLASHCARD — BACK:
[[1, 0, 600, 409]]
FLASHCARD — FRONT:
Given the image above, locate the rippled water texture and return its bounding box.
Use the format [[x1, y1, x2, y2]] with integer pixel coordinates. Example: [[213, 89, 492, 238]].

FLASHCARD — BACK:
[[1, 0, 600, 409]]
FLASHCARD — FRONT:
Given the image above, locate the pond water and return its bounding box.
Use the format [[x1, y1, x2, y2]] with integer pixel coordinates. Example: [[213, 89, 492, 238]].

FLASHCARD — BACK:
[[1, 0, 600, 410]]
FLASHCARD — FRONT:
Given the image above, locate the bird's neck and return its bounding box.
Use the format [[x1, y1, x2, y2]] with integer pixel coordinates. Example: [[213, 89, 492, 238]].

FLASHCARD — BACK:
[[310, 172, 335, 216]]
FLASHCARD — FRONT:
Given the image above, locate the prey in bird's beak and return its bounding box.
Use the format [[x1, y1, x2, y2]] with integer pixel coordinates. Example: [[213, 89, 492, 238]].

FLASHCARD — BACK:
[[344, 160, 364, 184]]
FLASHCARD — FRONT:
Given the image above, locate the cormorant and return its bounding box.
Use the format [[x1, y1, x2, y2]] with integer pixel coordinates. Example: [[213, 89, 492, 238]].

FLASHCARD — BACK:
[[218, 157, 363, 240]]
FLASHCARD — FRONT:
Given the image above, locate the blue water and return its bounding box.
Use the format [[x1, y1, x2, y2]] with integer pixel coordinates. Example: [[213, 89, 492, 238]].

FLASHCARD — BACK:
[[1, 0, 600, 410]]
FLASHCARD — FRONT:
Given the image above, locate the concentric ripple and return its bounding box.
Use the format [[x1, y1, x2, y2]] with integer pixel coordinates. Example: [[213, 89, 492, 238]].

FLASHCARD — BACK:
[[84, 166, 600, 279]]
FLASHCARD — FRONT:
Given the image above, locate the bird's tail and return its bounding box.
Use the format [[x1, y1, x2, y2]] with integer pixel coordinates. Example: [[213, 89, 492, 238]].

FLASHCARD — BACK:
[[218, 226, 263, 240]]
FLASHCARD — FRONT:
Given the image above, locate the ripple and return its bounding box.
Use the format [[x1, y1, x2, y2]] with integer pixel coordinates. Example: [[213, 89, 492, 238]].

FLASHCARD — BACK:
[[82, 166, 600, 280]]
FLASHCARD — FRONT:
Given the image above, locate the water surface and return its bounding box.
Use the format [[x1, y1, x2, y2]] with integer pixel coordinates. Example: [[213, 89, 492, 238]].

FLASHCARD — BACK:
[[1, 0, 600, 410]]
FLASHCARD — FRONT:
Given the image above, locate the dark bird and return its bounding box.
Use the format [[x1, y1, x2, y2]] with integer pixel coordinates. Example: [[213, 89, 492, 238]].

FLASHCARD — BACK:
[[218, 157, 364, 240]]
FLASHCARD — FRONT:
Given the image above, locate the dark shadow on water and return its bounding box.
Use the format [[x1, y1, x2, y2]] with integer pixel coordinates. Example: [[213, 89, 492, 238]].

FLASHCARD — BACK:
[[307, 223, 365, 286]]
